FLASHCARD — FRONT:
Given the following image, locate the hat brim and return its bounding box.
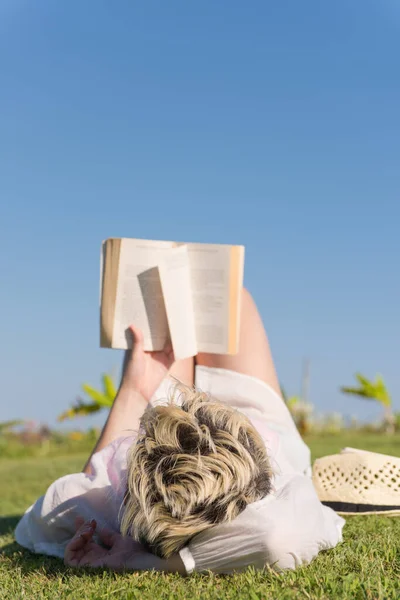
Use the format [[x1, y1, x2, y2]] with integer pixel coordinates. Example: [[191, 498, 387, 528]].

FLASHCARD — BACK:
[[322, 500, 400, 516]]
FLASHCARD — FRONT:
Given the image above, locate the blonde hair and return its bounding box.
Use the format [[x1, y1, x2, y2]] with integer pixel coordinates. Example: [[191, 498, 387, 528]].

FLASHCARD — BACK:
[[120, 386, 272, 558]]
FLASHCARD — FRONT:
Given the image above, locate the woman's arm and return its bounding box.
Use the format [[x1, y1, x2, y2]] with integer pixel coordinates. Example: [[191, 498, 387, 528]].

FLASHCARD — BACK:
[[82, 387, 147, 474], [83, 326, 174, 474]]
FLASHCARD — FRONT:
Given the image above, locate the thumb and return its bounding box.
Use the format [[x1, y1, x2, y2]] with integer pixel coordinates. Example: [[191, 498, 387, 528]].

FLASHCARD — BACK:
[[128, 325, 144, 353], [122, 325, 144, 379]]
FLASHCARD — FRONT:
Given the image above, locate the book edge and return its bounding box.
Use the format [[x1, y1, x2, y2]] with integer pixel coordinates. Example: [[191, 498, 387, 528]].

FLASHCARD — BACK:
[[227, 246, 245, 354]]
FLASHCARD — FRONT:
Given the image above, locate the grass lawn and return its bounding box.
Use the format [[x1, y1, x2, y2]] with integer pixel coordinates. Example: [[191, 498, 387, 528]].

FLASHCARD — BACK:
[[1, 432, 399, 599]]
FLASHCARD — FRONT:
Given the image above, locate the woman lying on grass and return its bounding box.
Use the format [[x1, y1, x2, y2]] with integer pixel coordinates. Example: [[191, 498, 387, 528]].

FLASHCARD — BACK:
[[15, 289, 344, 574]]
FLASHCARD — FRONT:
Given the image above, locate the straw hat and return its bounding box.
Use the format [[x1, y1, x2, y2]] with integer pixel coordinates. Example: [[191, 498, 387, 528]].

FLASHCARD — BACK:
[[312, 447, 400, 516]]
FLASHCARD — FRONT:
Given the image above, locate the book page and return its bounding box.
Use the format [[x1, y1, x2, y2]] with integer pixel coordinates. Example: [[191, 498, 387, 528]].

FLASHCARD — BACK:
[[158, 245, 197, 360], [185, 244, 233, 354], [111, 239, 174, 350]]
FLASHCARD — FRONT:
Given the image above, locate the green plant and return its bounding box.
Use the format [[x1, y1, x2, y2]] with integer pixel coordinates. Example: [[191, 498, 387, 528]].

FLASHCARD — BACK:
[[58, 374, 117, 421], [341, 373, 394, 434]]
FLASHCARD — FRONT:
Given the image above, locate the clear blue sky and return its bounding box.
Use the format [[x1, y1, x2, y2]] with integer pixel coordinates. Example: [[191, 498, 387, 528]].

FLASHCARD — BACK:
[[1, 1, 399, 429]]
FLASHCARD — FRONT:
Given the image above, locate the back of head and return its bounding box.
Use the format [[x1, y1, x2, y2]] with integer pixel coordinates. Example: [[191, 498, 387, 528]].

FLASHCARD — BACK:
[[121, 386, 272, 558]]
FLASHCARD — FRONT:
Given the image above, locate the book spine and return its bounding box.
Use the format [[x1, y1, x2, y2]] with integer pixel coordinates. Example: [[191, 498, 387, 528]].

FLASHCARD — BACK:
[[100, 238, 121, 348]]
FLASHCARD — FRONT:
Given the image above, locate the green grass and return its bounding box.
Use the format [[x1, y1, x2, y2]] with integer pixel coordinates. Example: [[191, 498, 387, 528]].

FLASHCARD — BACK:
[[1, 433, 400, 599]]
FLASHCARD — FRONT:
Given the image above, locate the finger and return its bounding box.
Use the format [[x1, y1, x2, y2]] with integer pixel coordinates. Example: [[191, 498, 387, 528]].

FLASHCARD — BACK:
[[65, 542, 85, 566], [97, 526, 118, 547], [78, 519, 96, 534], [65, 533, 86, 554], [65, 541, 99, 568], [129, 325, 144, 351], [69, 521, 96, 550]]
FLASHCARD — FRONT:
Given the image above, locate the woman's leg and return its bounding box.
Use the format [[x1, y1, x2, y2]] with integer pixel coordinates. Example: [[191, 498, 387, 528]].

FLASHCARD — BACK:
[[196, 289, 281, 396]]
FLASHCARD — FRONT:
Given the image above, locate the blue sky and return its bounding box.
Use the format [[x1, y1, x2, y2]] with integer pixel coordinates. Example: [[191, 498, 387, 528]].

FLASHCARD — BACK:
[[1, 1, 399, 429]]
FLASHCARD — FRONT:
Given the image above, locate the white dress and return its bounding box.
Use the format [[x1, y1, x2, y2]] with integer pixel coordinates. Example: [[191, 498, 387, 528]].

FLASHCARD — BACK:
[[15, 367, 345, 574]]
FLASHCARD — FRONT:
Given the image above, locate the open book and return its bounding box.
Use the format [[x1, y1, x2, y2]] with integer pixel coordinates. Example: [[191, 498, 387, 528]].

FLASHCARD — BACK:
[[100, 238, 245, 360]]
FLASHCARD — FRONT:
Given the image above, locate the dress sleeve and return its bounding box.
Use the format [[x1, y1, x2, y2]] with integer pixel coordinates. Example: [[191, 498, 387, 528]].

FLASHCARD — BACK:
[[179, 475, 345, 574], [14, 436, 133, 558]]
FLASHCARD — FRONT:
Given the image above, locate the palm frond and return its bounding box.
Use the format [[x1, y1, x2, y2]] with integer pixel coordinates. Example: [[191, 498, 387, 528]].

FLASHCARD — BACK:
[[58, 400, 103, 422], [81, 384, 112, 407], [375, 375, 392, 407], [59, 372, 119, 422], [102, 374, 117, 402], [340, 386, 375, 399], [355, 373, 372, 388], [341, 373, 392, 408]]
